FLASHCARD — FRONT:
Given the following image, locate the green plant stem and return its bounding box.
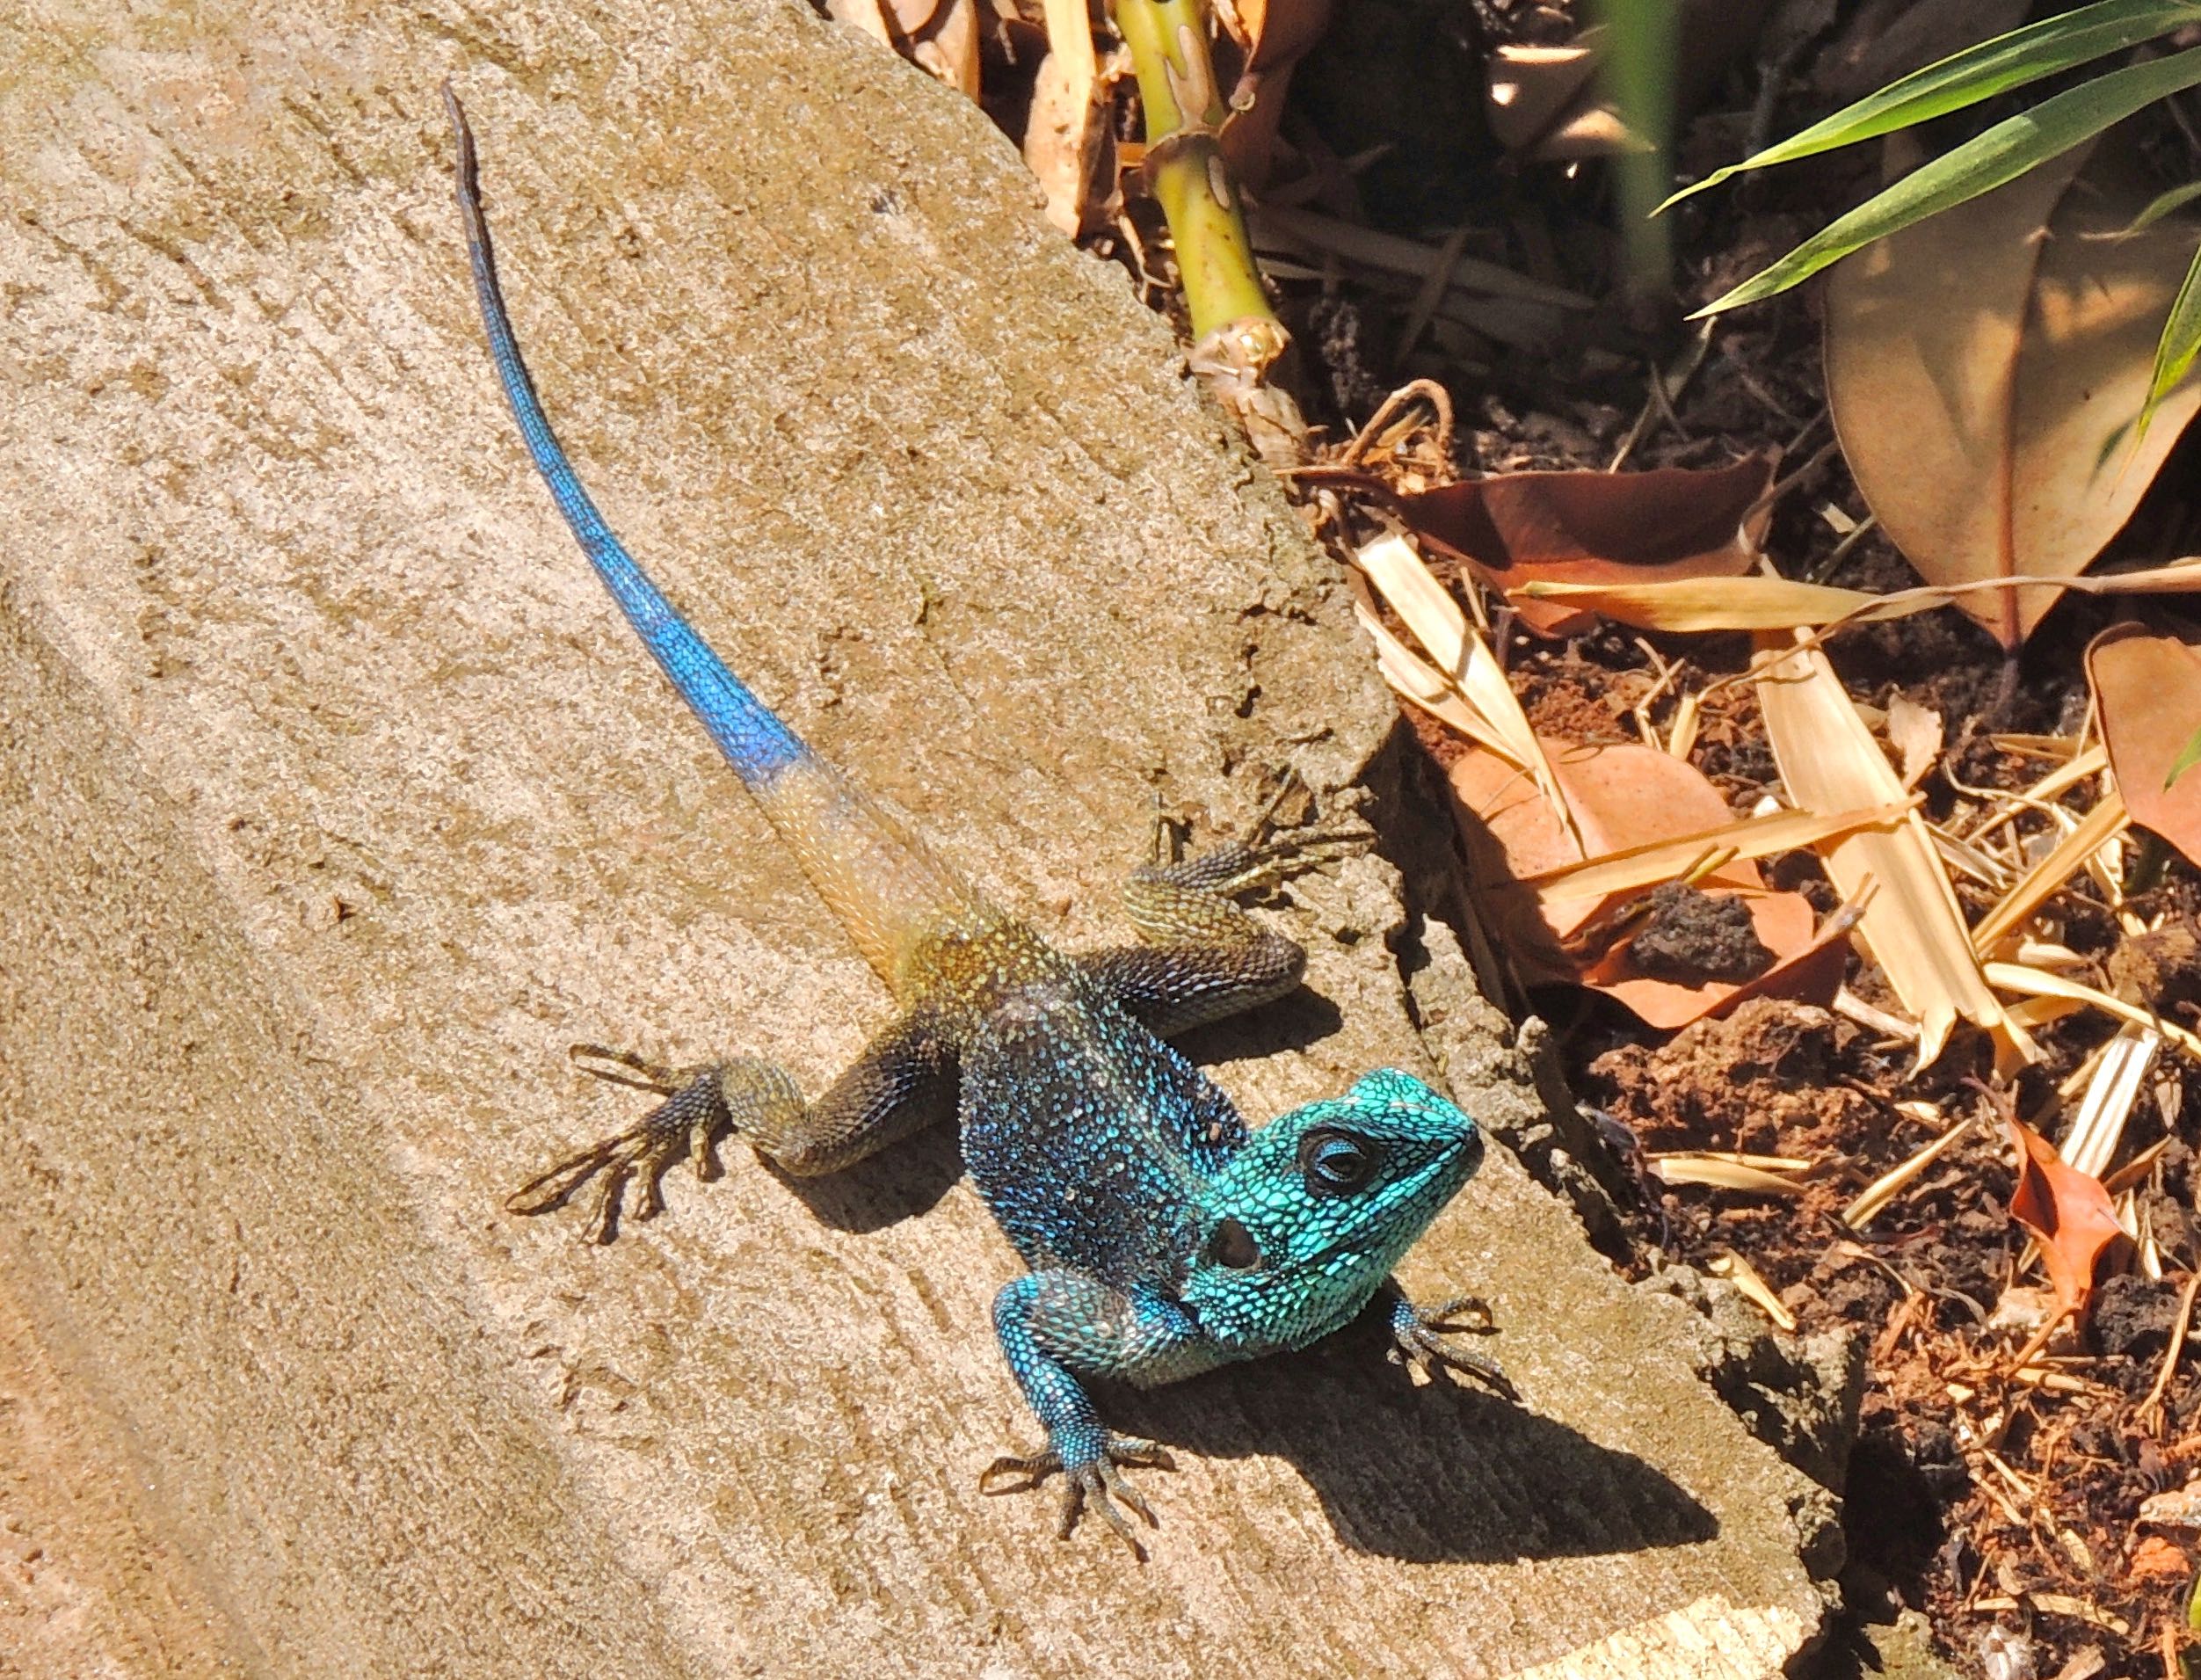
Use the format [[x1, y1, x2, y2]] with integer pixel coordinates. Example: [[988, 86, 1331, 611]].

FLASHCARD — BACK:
[[1593, 0, 1677, 295], [1115, 0, 1274, 346]]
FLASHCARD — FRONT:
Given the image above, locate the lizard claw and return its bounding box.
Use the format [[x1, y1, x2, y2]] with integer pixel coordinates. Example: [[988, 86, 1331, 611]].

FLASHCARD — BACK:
[[980, 1435, 1174, 1559], [1390, 1293, 1518, 1400], [505, 1056, 728, 1242]]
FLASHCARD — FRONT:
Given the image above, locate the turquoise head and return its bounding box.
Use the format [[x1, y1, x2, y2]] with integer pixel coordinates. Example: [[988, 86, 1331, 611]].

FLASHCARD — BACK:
[[1178, 1069, 1483, 1355]]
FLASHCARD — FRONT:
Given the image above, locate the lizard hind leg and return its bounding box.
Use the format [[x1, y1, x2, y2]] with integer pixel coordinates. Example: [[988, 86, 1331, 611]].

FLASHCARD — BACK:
[[505, 1048, 791, 1244], [1079, 801, 1375, 1038], [506, 1008, 955, 1242]]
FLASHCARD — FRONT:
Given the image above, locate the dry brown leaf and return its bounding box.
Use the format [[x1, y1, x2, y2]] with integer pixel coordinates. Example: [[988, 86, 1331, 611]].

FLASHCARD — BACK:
[[1524, 798, 1911, 903], [1826, 134, 2201, 647], [909, 0, 981, 97], [1355, 535, 1565, 806], [1816, 0, 2025, 101], [1485, 1, 1772, 161], [1211, 0, 1333, 69], [1207, 0, 1332, 187], [1753, 635, 2033, 1069], [1396, 455, 1773, 636], [1651, 1157, 1807, 1195], [1588, 891, 1822, 1029], [2086, 620, 2201, 868], [1513, 556, 2201, 635], [1690, 896, 1863, 1023], [1485, 39, 1612, 158], [829, 0, 902, 49], [1971, 789, 2131, 956], [2006, 1115, 2126, 1328], [1023, 2, 1115, 238], [1707, 1250, 1800, 1332], [878, 0, 942, 34], [1884, 694, 1941, 792], [1447, 738, 1826, 1027], [1451, 737, 1751, 937], [1986, 962, 2201, 1067], [829, 0, 979, 96]]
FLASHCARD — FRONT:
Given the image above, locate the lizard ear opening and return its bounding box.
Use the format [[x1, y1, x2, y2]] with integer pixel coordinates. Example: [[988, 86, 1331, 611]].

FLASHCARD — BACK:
[[1203, 1216, 1263, 1270]]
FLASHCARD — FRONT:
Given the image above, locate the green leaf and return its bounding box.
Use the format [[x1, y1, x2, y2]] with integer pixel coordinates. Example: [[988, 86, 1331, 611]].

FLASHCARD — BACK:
[[1660, 0, 2201, 212], [2168, 721, 2201, 791], [2137, 241, 2201, 445], [2125, 177, 2201, 232], [1692, 45, 2201, 316]]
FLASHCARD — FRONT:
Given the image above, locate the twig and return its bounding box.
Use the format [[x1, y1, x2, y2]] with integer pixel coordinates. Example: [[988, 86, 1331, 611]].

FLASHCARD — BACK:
[[1609, 316, 1716, 470], [2139, 1268, 2201, 1436], [1340, 378, 1455, 470]]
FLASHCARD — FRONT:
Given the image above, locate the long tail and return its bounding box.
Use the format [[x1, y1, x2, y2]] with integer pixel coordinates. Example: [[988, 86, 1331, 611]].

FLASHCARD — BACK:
[[446, 89, 985, 990]]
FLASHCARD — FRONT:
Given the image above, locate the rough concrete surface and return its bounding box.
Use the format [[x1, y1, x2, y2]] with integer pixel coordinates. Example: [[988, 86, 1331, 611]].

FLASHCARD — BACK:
[[0, 2, 1827, 1674]]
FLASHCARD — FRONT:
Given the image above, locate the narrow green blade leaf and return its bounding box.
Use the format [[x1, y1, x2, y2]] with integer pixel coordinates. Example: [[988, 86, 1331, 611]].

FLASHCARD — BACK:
[[1660, 0, 2201, 212], [2168, 722, 2201, 791], [2126, 177, 2201, 232], [1692, 45, 2201, 316], [2138, 240, 2201, 445]]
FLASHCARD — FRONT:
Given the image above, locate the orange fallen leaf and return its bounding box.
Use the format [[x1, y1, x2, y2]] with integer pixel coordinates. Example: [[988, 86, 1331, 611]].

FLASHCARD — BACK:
[[1699, 895, 1867, 1023], [1587, 890, 1822, 1030], [1446, 737, 1824, 1028], [2087, 619, 2201, 869], [1826, 132, 2201, 647], [2006, 1115, 2125, 1328], [1398, 455, 1773, 636]]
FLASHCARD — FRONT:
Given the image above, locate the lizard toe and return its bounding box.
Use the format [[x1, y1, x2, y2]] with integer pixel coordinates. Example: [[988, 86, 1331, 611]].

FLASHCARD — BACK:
[[1391, 1295, 1517, 1399], [980, 1434, 1173, 1556]]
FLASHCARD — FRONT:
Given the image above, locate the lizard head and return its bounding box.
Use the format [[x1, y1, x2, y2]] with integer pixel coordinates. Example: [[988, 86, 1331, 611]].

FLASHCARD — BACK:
[[1178, 1069, 1483, 1353]]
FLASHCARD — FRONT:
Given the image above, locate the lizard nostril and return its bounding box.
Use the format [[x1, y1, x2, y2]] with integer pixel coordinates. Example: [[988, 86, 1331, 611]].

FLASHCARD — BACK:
[[1204, 1217, 1263, 1269]]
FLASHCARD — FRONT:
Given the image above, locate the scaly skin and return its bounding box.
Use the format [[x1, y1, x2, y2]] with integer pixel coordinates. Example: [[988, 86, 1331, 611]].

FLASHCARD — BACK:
[[447, 90, 1508, 1556]]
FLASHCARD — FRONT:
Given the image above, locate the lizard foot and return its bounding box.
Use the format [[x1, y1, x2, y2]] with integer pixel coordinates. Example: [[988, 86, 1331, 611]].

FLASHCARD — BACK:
[[979, 1435, 1175, 1559], [1147, 769, 1374, 890], [1390, 1293, 1518, 1400], [504, 1046, 729, 1243]]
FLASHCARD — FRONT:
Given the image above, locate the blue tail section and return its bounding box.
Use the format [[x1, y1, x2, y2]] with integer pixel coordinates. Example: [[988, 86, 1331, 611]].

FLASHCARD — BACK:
[[447, 90, 804, 789]]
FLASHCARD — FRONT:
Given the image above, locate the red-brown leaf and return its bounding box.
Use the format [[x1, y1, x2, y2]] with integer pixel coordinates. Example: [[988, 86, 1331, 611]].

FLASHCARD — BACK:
[[2005, 1116, 2125, 1324], [1398, 456, 1773, 636]]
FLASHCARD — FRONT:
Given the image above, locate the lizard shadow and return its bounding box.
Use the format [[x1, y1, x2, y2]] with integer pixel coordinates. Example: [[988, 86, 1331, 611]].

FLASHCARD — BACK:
[[1098, 1307, 1721, 1564], [766, 1122, 968, 1233], [1169, 985, 1347, 1068]]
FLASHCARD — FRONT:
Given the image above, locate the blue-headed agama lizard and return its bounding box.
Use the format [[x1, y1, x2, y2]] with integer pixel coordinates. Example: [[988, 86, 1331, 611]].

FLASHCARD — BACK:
[[446, 89, 1510, 1556]]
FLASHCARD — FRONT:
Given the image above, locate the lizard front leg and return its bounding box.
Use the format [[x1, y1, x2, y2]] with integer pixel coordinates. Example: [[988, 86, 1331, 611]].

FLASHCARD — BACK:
[[978, 1270, 1224, 1557], [507, 1005, 954, 1241], [1386, 1285, 1516, 1398]]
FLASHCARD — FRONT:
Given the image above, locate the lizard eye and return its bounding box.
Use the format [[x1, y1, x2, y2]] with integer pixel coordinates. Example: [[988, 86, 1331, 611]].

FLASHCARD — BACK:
[[1298, 1129, 1378, 1196], [1204, 1217, 1263, 1270]]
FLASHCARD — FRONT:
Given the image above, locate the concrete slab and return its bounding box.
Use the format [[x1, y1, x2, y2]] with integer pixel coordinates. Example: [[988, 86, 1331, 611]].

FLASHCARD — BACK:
[[0, 1, 1829, 1672]]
